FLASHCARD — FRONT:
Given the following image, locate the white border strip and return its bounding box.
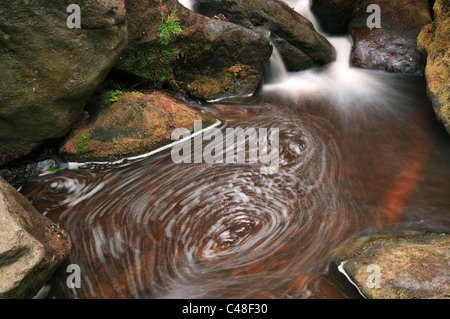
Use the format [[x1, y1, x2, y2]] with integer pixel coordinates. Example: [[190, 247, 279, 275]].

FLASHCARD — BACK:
[[337, 261, 367, 299], [67, 119, 222, 170], [206, 92, 254, 103]]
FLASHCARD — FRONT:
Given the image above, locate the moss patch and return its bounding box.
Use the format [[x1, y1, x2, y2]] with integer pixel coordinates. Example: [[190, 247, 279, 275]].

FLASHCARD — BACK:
[[60, 91, 213, 161], [418, 0, 450, 134], [335, 232, 450, 299], [186, 63, 259, 100]]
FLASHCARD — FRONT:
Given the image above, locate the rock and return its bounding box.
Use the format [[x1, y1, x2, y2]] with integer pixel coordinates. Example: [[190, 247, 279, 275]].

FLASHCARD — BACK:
[[115, 0, 272, 101], [194, 0, 336, 72], [311, 0, 360, 34], [417, 0, 450, 134], [269, 33, 315, 71], [349, 0, 432, 75], [0, 0, 128, 166], [60, 90, 213, 162], [0, 177, 71, 298], [334, 232, 450, 299]]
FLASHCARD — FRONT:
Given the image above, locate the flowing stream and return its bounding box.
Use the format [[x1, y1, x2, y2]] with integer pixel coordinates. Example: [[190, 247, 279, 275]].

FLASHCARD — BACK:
[[19, 0, 450, 299]]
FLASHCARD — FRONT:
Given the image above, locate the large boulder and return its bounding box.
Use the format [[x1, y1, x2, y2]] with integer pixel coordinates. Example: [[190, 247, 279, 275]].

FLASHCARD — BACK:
[[349, 0, 432, 75], [311, 0, 360, 34], [115, 0, 272, 101], [60, 90, 212, 162], [0, 177, 71, 298], [0, 0, 128, 166], [195, 0, 336, 72], [417, 0, 450, 134], [334, 232, 450, 299]]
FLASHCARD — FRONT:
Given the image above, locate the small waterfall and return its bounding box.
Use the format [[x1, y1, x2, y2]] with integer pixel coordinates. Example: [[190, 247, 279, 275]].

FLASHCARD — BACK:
[[178, 0, 194, 10], [265, 45, 289, 83], [264, 0, 387, 110]]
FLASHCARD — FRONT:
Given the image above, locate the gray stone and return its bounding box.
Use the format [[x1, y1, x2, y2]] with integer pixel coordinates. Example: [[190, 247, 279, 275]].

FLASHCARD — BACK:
[[0, 177, 71, 298], [195, 0, 336, 71]]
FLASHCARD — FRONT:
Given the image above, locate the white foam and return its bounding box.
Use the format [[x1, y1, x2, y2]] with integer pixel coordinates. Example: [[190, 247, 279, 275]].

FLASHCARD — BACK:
[[68, 120, 222, 170]]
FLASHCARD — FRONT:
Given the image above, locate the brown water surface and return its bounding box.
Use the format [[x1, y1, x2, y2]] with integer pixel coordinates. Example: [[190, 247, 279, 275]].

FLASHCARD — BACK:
[[21, 73, 450, 299]]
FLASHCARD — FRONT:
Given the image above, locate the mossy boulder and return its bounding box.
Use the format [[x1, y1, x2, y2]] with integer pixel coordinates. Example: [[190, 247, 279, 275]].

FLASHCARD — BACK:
[[311, 0, 360, 34], [60, 90, 212, 162], [349, 0, 432, 75], [0, 0, 128, 166], [334, 232, 450, 299], [194, 0, 336, 72], [417, 0, 450, 134], [115, 0, 272, 101]]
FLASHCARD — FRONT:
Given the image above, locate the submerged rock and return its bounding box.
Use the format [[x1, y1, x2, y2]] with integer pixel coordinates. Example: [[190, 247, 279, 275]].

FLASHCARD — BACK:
[[0, 0, 128, 166], [417, 0, 450, 134], [60, 90, 212, 162], [194, 0, 336, 72], [334, 232, 450, 299], [0, 177, 71, 298], [349, 0, 432, 75], [116, 0, 272, 101]]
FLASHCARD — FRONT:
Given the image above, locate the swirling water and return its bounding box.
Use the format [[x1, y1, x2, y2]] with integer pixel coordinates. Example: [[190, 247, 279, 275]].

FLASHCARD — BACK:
[[22, 73, 450, 298], [19, 0, 450, 299]]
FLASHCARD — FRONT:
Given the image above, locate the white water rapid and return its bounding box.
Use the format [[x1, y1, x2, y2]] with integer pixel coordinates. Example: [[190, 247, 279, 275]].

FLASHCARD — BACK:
[[264, 0, 387, 109], [178, 0, 194, 10]]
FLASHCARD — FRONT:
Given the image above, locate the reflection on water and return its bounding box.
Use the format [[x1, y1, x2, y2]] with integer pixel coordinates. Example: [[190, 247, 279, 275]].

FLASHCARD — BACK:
[[21, 71, 450, 298]]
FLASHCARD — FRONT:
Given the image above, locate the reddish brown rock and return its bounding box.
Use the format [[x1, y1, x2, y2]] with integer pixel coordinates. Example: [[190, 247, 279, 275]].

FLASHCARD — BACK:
[[60, 90, 213, 162], [349, 0, 432, 75]]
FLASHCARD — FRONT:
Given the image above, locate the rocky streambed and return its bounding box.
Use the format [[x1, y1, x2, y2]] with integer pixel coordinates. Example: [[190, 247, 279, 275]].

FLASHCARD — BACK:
[[0, 0, 449, 299]]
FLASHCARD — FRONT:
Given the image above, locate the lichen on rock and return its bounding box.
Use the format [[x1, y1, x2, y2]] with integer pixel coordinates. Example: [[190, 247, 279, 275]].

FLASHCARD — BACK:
[[334, 232, 450, 299], [417, 0, 450, 134], [115, 0, 272, 101], [60, 90, 212, 162]]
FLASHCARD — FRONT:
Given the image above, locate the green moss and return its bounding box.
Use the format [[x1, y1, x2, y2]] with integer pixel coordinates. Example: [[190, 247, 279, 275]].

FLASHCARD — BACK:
[[76, 133, 92, 155], [115, 41, 182, 88], [417, 24, 432, 55], [158, 9, 183, 45], [186, 63, 259, 100], [115, 5, 183, 82]]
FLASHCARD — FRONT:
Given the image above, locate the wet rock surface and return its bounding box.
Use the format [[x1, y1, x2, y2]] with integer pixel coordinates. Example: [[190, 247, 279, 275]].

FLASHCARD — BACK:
[[349, 0, 432, 75], [334, 232, 450, 299], [195, 0, 336, 71], [0, 177, 71, 298], [60, 90, 212, 162], [417, 0, 450, 134], [0, 0, 128, 166], [311, 0, 360, 34], [116, 0, 272, 101]]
